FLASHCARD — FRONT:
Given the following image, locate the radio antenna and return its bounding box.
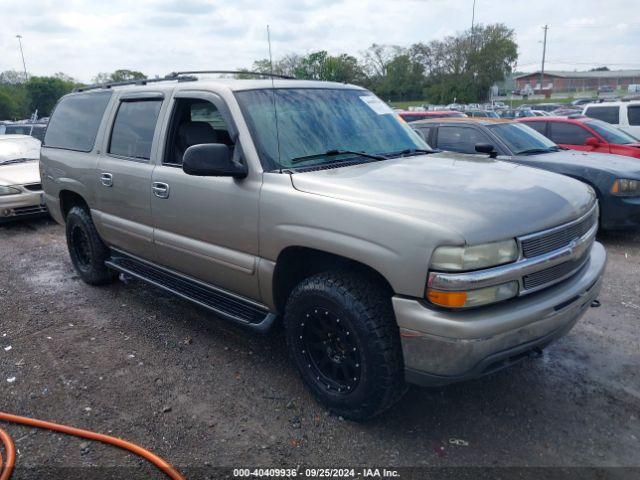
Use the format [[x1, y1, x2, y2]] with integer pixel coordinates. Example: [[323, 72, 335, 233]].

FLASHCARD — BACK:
[[267, 25, 282, 171]]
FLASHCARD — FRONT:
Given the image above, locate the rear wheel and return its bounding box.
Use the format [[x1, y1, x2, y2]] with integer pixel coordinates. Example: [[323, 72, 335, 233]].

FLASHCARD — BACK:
[[284, 271, 406, 420], [66, 206, 118, 285]]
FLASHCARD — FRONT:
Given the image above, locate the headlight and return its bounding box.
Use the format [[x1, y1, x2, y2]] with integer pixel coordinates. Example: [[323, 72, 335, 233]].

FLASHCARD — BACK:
[[611, 179, 640, 196], [427, 281, 519, 308], [430, 239, 519, 271], [0, 186, 20, 196]]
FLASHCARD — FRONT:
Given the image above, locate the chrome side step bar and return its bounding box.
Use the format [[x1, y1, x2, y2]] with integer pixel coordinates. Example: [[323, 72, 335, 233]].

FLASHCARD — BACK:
[[105, 251, 277, 333]]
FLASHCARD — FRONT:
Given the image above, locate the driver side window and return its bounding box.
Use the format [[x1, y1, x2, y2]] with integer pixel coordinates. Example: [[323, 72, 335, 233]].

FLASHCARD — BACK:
[[164, 99, 233, 166]]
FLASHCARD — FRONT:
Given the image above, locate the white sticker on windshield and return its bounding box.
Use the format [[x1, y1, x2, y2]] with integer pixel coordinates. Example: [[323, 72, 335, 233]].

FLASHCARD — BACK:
[[359, 96, 394, 115]]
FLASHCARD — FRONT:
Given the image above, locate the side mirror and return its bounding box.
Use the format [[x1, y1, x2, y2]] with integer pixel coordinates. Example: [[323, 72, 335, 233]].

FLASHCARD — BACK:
[[475, 143, 498, 158], [586, 137, 600, 147], [182, 143, 247, 178]]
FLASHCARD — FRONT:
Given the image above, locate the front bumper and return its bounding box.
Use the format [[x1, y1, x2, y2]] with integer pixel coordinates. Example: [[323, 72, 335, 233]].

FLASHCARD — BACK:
[[600, 195, 640, 230], [396, 241, 606, 386], [0, 190, 48, 223]]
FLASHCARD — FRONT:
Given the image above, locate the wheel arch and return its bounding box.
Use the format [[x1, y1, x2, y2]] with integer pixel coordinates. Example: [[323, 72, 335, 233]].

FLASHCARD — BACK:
[[271, 246, 395, 315], [59, 189, 90, 220]]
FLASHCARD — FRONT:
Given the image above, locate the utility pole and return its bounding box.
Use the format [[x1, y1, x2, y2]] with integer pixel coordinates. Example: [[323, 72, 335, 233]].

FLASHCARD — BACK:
[[539, 25, 548, 92], [471, 0, 476, 31], [16, 34, 28, 82]]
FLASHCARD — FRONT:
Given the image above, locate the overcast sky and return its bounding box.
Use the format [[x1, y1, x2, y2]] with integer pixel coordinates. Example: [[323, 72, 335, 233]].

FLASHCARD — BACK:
[[1, 0, 639, 83]]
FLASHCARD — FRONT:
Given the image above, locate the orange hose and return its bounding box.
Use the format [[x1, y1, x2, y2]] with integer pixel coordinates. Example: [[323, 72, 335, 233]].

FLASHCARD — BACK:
[[0, 427, 16, 480], [0, 412, 185, 480]]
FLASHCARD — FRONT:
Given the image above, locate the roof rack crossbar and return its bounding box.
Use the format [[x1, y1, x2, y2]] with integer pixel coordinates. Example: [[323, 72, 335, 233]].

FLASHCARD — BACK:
[[74, 75, 179, 92], [170, 70, 295, 80], [74, 70, 294, 92]]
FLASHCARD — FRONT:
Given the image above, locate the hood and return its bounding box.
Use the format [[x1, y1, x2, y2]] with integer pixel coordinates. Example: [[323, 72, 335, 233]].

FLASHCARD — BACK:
[[0, 161, 41, 186], [0, 135, 40, 163], [517, 149, 640, 176], [290, 152, 595, 244]]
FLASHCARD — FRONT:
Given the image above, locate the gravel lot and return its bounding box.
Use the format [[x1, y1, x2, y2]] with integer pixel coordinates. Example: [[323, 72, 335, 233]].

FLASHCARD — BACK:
[[0, 218, 639, 479]]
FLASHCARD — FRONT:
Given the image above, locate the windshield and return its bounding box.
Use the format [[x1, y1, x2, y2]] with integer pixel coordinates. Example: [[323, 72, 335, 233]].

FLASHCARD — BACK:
[[235, 88, 429, 169], [586, 119, 638, 144], [0, 138, 41, 164], [488, 123, 558, 155], [4, 125, 32, 135]]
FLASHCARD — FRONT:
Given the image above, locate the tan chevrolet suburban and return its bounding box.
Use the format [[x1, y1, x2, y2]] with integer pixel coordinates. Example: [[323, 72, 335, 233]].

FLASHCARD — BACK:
[[40, 72, 606, 420]]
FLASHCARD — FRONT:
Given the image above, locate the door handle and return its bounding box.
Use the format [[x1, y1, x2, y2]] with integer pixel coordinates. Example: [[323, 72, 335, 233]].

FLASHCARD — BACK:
[[152, 182, 170, 199], [100, 173, 113, 187]]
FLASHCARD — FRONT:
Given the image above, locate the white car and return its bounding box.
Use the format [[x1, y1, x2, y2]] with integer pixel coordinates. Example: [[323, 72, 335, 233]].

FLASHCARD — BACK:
[[0, 135, 47, 223], [582, 101, 640, 138], [530, 110, 551, 116]]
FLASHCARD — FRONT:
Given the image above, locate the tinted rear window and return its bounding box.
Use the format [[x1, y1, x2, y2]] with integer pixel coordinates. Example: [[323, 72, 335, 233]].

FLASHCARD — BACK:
[[436, 126, 490, 154], [549, 122, 591, 145], [4, 125, 31, 135], [584, 106, 619, 124], [31, 126, 46, 142], [521, 121, 547, 135], [44, 91, 112, 151], [628, 105, 640, 127], [108, 100, 162, 160]]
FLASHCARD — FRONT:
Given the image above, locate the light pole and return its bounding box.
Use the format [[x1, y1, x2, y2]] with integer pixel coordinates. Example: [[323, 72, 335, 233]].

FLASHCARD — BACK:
[[16, 34, 28, 82], [471, 0, 476, 31], [539, 25, 548, 93]]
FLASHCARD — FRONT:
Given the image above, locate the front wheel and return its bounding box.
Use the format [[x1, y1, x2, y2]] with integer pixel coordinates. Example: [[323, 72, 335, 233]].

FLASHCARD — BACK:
[[66, 206, 118, 285], [284, 271, 406, 421]]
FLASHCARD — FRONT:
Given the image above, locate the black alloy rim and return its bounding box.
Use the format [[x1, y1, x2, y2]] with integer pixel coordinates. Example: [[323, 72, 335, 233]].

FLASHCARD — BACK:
[[71, 225, 92, 268], [299, 306, 362, 394]]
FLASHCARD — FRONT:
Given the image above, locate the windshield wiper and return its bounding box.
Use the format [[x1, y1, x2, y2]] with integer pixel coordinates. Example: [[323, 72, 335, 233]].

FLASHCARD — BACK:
[[290, 149, 387, 164], [384, 148, 437, 158], [516, 148, 554, 155], [0, 158, 34, 165]]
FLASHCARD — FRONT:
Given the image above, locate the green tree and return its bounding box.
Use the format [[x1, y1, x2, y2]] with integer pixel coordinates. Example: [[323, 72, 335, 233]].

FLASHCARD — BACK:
[[374, 54, 425, 101], [246, 52, 365, 84], [25, 76, 76, 117], [423, 24, 518, 103], [0, 89, 19, 119], [92, 69, 147, 84]]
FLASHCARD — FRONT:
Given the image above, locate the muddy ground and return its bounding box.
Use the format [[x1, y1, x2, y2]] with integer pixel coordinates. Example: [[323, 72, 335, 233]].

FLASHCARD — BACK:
[[0, 218, 638, 479]]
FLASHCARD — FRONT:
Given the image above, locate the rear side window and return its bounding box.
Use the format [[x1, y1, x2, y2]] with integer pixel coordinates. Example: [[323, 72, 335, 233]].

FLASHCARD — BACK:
[[521, 121, 547, 135], [109, 100, 162, 160], [44, 91, 112, 151], [436, 126, 490, 154], [628, 105, 640, 126], [415, 126, 432, 143], [31, 126, 46, 142], [584, 106, 620, 124], [548, 122, 591, 145], [4, 125, 31, 135]]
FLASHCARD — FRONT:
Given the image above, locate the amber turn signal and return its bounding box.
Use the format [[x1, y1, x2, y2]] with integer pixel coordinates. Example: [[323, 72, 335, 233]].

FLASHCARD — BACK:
[[427, 290, 467, 308]]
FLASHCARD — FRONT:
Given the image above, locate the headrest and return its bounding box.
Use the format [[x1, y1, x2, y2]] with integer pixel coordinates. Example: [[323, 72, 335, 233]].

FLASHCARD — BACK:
[[178, 121, 217, 147]]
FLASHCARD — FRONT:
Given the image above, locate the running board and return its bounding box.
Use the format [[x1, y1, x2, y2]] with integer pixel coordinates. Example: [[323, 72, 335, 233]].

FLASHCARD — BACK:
[[105, 251, 277, 333]]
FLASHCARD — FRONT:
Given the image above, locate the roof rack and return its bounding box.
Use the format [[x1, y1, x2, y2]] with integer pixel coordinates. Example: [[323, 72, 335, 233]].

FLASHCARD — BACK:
[[74, 70, 294, 92], [169, 70, 294, 80]]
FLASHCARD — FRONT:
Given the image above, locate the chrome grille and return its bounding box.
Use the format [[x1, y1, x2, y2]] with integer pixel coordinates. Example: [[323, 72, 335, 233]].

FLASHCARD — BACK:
[[13, 205, 47, 216], [523, 254, 589, 291], [521, 206, 598, 258]]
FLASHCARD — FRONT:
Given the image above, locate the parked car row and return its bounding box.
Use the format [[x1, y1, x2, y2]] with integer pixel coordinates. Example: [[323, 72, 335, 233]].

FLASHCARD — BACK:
[[5, 75, 637, 420], [582, 101, 640, 137], [411, 117, 640, 230], [0, 119, 48, 142]]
